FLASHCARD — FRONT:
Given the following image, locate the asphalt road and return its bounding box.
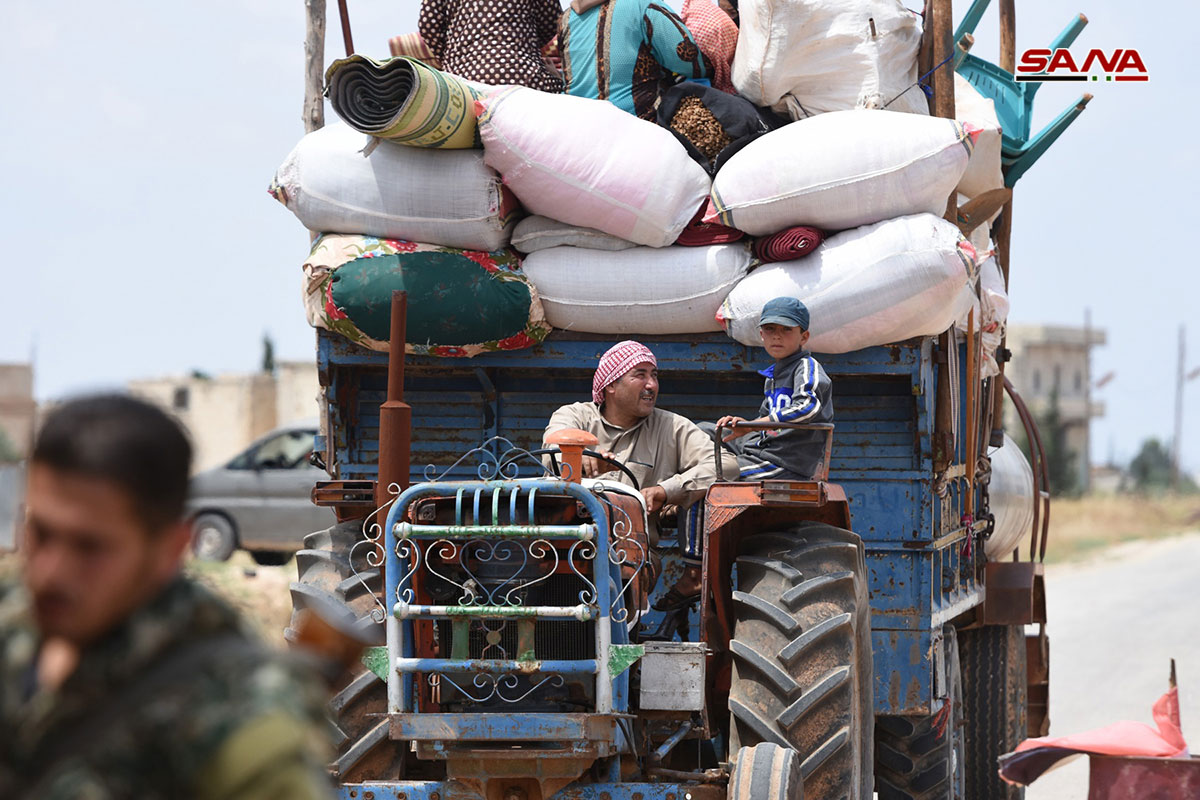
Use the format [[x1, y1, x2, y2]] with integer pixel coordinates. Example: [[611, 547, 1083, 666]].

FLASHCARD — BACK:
[[1025, 532, 1200, 799]]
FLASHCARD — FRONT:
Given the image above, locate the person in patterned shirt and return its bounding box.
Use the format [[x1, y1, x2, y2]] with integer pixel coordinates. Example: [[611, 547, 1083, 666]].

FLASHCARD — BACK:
[[558, 0, 710, 119], [419, 0, 565, 91], [0, 394, 334, 800]]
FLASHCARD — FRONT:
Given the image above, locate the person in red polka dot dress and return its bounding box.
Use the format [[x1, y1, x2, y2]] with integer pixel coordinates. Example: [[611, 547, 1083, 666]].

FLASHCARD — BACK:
[[419, 0, 565, 92]]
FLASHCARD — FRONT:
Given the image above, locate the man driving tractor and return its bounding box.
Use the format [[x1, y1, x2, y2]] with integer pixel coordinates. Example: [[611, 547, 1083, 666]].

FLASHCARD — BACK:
[[545, 299, 833, 617]]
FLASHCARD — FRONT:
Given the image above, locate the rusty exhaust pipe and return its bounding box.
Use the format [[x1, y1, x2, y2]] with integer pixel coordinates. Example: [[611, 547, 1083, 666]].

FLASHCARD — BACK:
[[377, 291, 412, 509]]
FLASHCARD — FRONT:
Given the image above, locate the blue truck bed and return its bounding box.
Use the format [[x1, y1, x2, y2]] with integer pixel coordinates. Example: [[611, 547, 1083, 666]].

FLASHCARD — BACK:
[[316, 328, 980, 715]]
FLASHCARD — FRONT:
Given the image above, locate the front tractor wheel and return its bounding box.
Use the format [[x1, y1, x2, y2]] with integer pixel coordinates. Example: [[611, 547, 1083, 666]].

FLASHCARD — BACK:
[[728, 524, 875, 800], [729, 742, 804, 800], [287, 520, 399, 781]]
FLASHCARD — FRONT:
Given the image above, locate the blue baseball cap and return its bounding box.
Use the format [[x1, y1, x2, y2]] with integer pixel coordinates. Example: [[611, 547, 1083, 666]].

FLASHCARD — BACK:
[[759, 296, 810, 330]]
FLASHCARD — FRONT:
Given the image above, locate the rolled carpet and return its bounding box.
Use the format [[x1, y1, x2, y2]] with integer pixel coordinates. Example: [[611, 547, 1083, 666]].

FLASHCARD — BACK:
[[325, 54, 482, 148], [751, 225, 824, 263]]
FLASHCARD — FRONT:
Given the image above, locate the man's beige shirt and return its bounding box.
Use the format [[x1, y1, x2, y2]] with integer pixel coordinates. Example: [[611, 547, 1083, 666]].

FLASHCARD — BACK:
[[543, 402, 736, 507]]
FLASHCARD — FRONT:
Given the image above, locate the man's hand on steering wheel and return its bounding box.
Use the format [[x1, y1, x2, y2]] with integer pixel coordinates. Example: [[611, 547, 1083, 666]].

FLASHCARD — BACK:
[[641, 485, 667, 514], [582, 450, 617, 479]]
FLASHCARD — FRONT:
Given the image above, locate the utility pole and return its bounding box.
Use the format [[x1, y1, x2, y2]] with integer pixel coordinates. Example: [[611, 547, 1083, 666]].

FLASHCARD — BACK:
[[1083, 308, 1092, 493], [303, 0, 326, 136], [1173, 325, 1185, 490]]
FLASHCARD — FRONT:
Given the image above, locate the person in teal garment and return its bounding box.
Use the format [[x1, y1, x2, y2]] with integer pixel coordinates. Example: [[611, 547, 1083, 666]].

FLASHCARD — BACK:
[[558, 0, 710, 120]]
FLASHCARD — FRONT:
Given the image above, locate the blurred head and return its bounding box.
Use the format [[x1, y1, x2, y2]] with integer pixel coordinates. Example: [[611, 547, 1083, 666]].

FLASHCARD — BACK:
[[718, 0, 739, 25], [23, 394, 193, 646]]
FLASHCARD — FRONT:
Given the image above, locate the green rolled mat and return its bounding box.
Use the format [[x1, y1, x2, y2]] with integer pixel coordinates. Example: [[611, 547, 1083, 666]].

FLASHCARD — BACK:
[[303, 234, 549, 357], [324, 55, 483, 149]]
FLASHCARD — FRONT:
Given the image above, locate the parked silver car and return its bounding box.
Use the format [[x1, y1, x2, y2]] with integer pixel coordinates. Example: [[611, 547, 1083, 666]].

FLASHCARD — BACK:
[[188, 421, 334, 563]]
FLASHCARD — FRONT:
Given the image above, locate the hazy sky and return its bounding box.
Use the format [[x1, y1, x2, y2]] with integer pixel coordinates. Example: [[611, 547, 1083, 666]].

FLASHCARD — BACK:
[[1, 0, 1195, 470]]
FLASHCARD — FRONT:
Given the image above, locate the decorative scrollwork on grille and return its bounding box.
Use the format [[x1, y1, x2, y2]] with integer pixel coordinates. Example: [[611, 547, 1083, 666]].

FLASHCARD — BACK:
[[413, 537, 563, 607], [394, 539, 421, 605], [567, 539, 598, 605], [437, 672, 566, 704], [423, 437, 566, 483], [423, 539, 475, 604], [347, 481, 401, 623], [592, 488, 647, 623]]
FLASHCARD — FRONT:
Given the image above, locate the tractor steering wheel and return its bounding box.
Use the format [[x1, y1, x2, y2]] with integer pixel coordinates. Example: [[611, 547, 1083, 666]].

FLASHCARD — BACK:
[[523, 447, 642, 491]]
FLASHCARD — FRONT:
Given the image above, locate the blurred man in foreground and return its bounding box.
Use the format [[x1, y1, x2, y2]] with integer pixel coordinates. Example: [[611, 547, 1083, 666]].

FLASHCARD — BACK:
[[0, 394, 334, 799]]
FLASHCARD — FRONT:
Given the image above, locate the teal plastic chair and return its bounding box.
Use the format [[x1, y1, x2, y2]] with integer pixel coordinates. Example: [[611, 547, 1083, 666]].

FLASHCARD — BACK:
[[954, 0, 1092, 186]]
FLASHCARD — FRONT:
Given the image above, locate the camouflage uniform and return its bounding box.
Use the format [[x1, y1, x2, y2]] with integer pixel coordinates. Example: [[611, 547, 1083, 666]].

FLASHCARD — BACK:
[[0, 576, 335, 800]]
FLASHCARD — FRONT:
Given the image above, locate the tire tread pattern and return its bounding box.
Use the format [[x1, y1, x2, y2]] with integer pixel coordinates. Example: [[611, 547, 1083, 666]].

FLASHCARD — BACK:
[[728, 524, 874, 800], [959, 625, 1027, 800], [288, 521, 398, 781]]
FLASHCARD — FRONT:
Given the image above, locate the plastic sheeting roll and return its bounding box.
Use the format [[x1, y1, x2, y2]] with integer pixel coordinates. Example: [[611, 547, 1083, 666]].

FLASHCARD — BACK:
[[985, 434, 1035, 559]]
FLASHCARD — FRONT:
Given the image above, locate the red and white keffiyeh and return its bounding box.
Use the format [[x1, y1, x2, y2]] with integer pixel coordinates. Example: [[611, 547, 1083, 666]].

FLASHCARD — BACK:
[[593, 341, 657, 404]]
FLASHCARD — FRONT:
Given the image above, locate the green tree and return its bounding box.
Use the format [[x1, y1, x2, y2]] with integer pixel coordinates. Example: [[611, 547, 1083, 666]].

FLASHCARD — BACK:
[[1011, 388, 1079, 497], [1041, 388, 1079, 497], [261, 333, 276, 375], [1127, 438, 1195, 493]]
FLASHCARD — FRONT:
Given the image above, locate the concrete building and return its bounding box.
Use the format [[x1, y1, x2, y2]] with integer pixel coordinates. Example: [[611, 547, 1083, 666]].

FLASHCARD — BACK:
[[130, 361, 320, 472], [0, 363, 36, 460], [1004, 324, 1107, 491], [0, 364, 33, 551]]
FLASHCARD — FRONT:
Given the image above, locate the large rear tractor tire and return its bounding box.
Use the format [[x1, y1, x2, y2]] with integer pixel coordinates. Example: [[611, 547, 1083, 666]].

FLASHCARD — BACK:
[[287, 520, 399, 782], [874, 627, 965, 800], [728, 524, 874, 800], [959, 625, 1027, 800], [729, 742, 804, 800]]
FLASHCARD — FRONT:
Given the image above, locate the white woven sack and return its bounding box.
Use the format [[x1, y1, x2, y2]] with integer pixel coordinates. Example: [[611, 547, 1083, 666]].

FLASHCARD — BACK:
[[709, 110, 975, 235], [732, 0, 927, 118], [271, 123, 517, 251], [512, 216, 637, 253], [478, 88, 712, 248], [955, 73, 1004, 200], [719, 214, 977, 353], [523, 244, 751, 334]]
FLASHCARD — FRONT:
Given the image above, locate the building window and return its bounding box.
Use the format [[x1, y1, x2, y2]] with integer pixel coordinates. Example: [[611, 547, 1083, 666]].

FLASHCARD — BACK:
[[172, 387, 190, 411], [1053, 365, 1062, 392], [1032, 370, 1041, 392], [1074, 371, 1082, 393]]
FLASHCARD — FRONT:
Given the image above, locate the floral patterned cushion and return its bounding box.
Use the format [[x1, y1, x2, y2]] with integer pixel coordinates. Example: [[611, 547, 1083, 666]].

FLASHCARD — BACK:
[[303, 234, 550, 357]]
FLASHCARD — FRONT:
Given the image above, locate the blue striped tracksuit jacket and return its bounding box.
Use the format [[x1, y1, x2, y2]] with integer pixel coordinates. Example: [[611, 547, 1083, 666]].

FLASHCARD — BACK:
[[681, 349, 833, 562], [735, 348, 834, 481]]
